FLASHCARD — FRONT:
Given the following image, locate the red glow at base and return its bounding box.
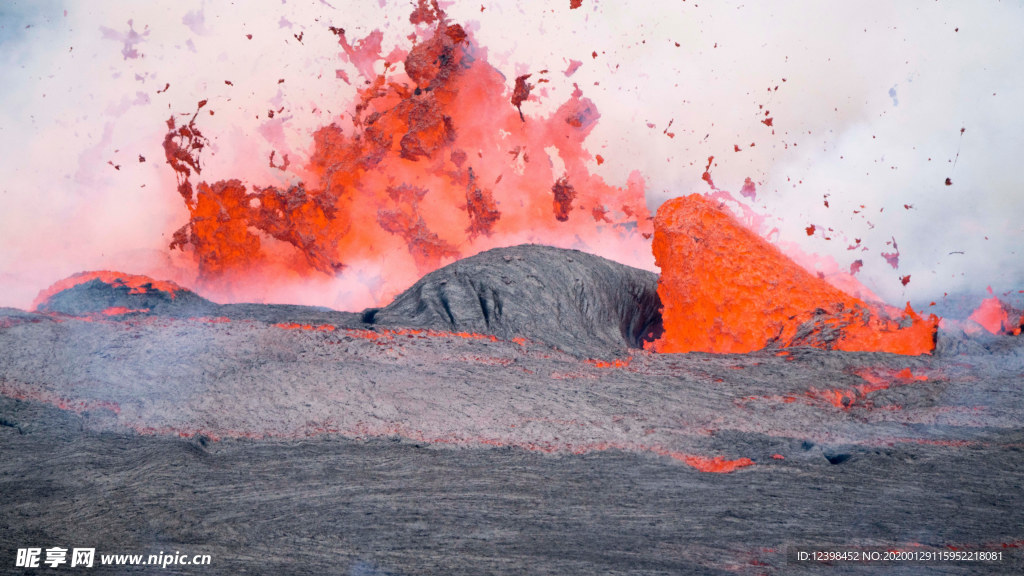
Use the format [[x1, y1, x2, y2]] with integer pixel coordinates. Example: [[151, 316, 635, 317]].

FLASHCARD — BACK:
[[0, 380, 121, 416], [650, 194, 938, 355], [102, 307, 151, 316], [587, 357, 632, 369], [274, 322, 337, 332], [32, 271, 184, 312], [665, 452, 756, 473], [807, 367, 928, 409]]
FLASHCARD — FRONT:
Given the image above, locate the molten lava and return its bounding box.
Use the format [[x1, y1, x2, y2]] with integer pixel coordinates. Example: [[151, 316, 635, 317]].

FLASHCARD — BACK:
[[651, 194, 937, 354], [807, 367, 929, 409], [166, 5, 652, 303], [968, 297, 1023, 335], [102, 307, 151, 316], [667, 453, 755, 473]]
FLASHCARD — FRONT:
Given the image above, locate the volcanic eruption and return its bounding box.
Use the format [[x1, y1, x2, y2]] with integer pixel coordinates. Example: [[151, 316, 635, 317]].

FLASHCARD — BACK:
[[163, 0, 652, 305], [155, 2, 947, 358], [651, 194, 938, 355], [3, 2, 1024, 574]]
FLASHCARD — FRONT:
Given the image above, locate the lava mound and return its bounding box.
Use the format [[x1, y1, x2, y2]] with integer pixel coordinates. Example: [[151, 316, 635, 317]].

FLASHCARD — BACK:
[[33, 271, 215, 316], [372, 244, 663, 357], [652, 194, 938, 355]]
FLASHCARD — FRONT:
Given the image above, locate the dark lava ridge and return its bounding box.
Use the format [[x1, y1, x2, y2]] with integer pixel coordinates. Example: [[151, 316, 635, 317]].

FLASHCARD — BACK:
[[371, 244, 663, 357], [31, 245, 663, 357]]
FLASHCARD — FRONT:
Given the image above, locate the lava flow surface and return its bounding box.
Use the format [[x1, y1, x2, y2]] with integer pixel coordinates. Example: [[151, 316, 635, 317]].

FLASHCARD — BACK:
[[3, 245, 1024, 574], [3, 1, 1024, 575]]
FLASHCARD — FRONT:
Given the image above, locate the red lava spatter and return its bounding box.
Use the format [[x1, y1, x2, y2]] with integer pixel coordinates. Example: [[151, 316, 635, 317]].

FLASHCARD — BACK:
[[0, 380, 121, 416], [968, 297, 1023, 335], [741, 367, 930, 411], [102, 307, 151, 316], [31, 271, 186, 311], [806, 367, 928, 409], [273, 322, 337, 332], [165, 4, 652, 303], [658, 451, 754, 473], [586, 356, 632, 369], [651, 194, 938, 355]]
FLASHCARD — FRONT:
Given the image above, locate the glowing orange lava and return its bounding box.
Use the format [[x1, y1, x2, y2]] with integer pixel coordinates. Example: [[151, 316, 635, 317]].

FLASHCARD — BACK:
[[273, 322, 337, 332], [968, 297, 1023, 335], [166, 4, 652, 303], [649, 449, 755, 473], [651, 194, 937, 354], [586, 357, 632, 369], [102, 307, 151, 316], [806, 367, 928, 409]]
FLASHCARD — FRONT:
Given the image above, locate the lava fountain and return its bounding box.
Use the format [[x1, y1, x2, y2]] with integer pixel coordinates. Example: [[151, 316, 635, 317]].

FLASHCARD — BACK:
[[164, 1, 652, 306], [651, 194, 938, 354]]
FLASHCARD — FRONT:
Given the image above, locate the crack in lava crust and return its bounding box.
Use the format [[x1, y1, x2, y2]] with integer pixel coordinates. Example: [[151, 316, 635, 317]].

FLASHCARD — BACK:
[[3, 309, 1023, 477]]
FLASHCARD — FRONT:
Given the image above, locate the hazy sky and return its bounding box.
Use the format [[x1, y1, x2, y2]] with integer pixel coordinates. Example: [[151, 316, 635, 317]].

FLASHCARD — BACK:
[[1, 0, 1021, 310]]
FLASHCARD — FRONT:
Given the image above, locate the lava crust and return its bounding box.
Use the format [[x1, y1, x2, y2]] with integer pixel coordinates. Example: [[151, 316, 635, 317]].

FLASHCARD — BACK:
[[372, 244, 663, 357], [6, 245, 1024, 574], [33, 271, 215, 317]]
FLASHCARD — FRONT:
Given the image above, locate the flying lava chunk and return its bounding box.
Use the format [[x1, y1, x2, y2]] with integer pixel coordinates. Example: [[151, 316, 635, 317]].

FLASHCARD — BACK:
[[164, 1, 652, 303], [154, 1, 981, 356]]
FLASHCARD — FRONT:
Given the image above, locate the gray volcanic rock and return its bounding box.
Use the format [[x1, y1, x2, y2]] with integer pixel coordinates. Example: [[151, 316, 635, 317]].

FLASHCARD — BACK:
[[4, 246, 1024, 574], [32, 246, 661, 358], [35, 274, 217, 317], [33, 272, 367, 326], [372, 244, 663, 357], [218, 302, 364, 326], [0, 307, 52, 328], [2, 305, 1024, 574]]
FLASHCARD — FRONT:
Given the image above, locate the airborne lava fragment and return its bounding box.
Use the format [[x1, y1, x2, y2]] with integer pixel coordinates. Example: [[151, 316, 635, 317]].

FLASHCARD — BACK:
[[165, 8, 652, 305]]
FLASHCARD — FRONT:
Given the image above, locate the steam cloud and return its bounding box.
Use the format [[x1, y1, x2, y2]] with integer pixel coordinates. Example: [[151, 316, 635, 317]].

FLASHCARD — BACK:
[[1, 0, 1021, 310]]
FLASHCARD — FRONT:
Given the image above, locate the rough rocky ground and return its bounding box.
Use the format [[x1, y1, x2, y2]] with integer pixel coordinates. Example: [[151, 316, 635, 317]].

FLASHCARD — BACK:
[[1, 245, 1022, 574], [373, 244, 663, 356]]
